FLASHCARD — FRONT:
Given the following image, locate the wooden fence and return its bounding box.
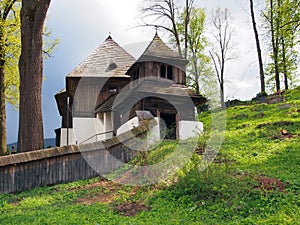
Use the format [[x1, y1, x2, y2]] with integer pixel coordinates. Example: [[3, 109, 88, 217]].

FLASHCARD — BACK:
[[0, 126, 147, 194]]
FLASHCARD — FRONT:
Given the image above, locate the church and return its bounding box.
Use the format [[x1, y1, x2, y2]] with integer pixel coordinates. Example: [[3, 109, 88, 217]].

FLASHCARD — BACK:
[[54, 33, 206, 147]]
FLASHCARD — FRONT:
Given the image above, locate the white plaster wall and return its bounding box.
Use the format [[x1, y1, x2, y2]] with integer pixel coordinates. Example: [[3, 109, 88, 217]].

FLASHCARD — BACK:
[[73, 117, 106, 144], [179, 121, 203, 140], [104, 112, 114, 139], [117, 117, 161, 148], [60, 128, 76, 146], [117, 117, 140, 136], [147, 117, 160, 146]]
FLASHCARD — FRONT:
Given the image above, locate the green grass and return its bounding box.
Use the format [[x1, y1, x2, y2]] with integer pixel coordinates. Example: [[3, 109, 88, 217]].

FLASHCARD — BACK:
[[1, 87, 300, 224]]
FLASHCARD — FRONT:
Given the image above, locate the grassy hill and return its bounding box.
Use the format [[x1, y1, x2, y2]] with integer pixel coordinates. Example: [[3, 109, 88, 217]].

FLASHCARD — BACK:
[[0, 87, 299, 224]]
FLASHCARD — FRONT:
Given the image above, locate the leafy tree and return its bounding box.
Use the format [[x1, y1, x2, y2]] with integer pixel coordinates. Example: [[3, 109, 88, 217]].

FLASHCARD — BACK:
[[18, 0, 51, 152], [264, 0, 300, 91], [177, 7, 212, 95], [209, 8, 235, 108], [0, 0, 20, 155]]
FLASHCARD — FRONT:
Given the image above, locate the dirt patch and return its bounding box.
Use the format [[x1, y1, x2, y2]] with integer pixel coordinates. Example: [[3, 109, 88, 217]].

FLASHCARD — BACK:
[[75, 178, 142, 205], [75, 179, 121, 204], [255, 175, 287, 193], [270, 129, 300, 140], [76, 191, 115, 204], [114, 202, 151, 216], [256, 121, 294, 129], [253, 112, 265, 118]]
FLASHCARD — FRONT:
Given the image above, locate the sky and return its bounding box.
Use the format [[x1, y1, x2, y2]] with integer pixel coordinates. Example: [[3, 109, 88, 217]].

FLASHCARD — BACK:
[[6, 0, 263, 144]]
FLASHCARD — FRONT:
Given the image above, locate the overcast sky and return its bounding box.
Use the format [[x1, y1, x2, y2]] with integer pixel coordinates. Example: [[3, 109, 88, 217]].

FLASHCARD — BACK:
[[7, 0, 263, 144]]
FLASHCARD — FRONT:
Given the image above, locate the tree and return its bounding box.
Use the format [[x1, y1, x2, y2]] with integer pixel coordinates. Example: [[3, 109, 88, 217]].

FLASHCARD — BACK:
[[209, 8, 234, 108], [18, 0, 51, 152], [0, 0, 20, 155], [177, 7, 211, 95], [264, 0, 300, 91], [278, 0, 300, 90], [141, 0, 195, 57], [269, 0, 281, 91], [249, 0, 266, 94]]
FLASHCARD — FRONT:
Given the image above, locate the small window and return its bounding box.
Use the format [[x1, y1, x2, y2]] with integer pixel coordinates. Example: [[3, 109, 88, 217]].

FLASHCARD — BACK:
[[133, 68, 140, 80], [105, 60, 117, 72], [160, 65, 166, 78], [109, 87, 118, 93], [167, 66, 173, 80]]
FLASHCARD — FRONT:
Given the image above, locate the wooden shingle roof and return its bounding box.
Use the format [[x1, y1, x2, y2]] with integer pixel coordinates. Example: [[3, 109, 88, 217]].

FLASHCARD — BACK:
[[126, 33, 188, 74], [139, 33, 184, 61], [68, 36, 135, 78], [95, 78, 206, 113]]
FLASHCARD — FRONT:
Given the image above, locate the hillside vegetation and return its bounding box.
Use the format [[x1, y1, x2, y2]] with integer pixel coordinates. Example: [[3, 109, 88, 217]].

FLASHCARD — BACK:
[[0, 87, 300, 224]]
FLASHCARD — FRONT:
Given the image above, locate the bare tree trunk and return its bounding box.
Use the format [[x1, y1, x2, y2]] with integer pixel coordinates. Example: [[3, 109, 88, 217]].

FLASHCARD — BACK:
[[270, 0, 281, 92], [281, 37, 288, 90], [0, 57, 6, 155], [210, 9, 234, 108], [184, 0, 189, 59], [18, 0, 51, 152], [220, 81, 225, 108], [249, 0, 265, 94]]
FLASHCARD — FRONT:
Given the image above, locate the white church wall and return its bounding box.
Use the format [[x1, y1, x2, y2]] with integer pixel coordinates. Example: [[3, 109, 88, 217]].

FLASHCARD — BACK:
[[179, 121, 203, 140], [147, 117, 160, 147], [117, 117, 140, 136], [104, 112, 114, 139], [59, 128, 76, 146], [73, 117, 106, 144]]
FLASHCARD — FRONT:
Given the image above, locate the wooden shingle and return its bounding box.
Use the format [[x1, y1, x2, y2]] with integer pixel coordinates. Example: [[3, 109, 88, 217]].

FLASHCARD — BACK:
[[68, 36, 135, 78]]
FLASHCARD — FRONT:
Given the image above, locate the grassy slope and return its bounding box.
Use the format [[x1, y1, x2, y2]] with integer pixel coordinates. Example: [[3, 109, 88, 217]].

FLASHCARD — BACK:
[[0, 87, 299, 224]]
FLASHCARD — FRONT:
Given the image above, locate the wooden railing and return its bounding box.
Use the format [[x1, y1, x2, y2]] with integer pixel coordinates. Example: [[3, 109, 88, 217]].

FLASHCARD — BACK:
[[79, 130, 114, 144]]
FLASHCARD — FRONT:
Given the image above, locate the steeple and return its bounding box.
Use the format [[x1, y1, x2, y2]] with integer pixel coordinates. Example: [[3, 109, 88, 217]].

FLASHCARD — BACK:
[[131, 33, 188, 70]]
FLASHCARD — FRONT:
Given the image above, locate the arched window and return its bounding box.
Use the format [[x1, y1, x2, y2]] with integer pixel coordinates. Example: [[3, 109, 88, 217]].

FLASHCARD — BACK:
[[167, 66, 173, 80], [160, 65, 166, 78]]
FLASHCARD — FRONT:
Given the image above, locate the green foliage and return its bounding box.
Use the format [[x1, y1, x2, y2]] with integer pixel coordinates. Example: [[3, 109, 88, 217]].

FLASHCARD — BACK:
[[176, 7, 215, 96], [0, 1, 21, 107], [0, 86, 300, 224], [264, 0, 300, 91]]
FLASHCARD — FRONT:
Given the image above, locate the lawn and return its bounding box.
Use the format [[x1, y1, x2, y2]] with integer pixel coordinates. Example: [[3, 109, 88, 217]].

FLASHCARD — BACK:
[[1, 87, 300, 224]]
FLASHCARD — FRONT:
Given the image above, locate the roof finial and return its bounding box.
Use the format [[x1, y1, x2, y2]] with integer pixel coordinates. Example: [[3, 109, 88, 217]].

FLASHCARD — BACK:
[[155, 25, 158, 35], [106, 32, 112, 40]]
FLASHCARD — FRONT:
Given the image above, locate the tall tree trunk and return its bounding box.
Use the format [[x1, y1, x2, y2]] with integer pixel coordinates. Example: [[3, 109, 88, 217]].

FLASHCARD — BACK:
[[0, 24, 6, 155], [220, 81, 225, 108], [184, 0, 189, 59], [270, 0, 280, 92], [0, 57, 6, 155], [249, 0, 265, 94], [281, 37, 289, 90], [220, 59, 225, 108], [18, 0, 51, 152]]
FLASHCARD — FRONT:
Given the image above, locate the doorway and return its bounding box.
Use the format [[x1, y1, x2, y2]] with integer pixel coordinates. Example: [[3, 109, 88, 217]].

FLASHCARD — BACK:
[[160, 113, 177, 140]]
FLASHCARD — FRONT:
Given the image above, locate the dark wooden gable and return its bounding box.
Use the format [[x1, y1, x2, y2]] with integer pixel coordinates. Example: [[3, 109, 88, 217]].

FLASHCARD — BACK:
[[55, 35, 135, 118]]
